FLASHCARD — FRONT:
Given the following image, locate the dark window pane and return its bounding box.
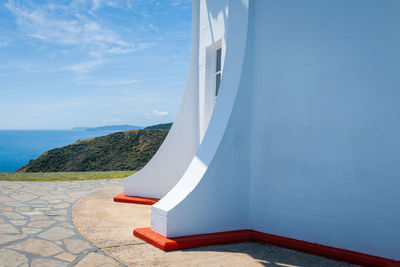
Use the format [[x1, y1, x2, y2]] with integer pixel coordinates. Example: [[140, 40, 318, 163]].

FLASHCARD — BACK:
[[216, 73, 221, 96], [216, 48, 222, 72]]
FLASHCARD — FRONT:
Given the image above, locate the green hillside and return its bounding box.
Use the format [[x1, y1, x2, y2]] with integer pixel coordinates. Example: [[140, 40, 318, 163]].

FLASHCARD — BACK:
[[17, 129, 168, 172], [145, 122, 172, 130]]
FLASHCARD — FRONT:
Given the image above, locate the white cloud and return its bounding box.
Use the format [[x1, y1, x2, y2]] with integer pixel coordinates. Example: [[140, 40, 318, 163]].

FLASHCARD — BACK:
[[105, 46, 136, 55], [103, 118, 122, 123], [20, 63, 49, 73], [4, 0, 136, 57], [92, 0, 103, 10], [91, 0, 121, 11], [97, 79, 138, 86], [148, 23, 158, 31], [75, 78, 138, 86], [65, 60, 104, 75], [153, 110, 168, 116], [171, 1, 182, 6], [145, 110, 168, 118], [171, 0, 191, 7]]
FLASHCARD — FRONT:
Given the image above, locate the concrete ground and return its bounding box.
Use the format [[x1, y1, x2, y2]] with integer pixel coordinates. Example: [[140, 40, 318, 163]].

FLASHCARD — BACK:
[[72, 187, 357, 267], [0, 180, 124, 267]]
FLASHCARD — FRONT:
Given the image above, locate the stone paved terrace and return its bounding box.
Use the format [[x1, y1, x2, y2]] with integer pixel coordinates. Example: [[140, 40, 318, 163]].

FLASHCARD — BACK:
[[0, 179, 124, 267]]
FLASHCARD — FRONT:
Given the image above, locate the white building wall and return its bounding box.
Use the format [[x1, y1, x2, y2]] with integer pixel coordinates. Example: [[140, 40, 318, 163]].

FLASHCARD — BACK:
[[248, 0, 400, 260], [147, 0, 400, 261]]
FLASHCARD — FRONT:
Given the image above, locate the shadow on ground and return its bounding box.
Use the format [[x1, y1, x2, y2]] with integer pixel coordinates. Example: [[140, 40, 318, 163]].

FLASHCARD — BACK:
[[72, 187, 356, 267]]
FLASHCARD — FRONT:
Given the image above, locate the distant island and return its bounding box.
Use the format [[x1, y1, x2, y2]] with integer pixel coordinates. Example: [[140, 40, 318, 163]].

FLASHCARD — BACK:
[[72, 123, 173, 132], [73, 125, 143, 132]]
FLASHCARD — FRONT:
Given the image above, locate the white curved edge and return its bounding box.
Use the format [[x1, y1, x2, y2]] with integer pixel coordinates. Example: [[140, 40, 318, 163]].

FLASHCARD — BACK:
[[123, 1, 201, 199], [151, 0, 251, 237]]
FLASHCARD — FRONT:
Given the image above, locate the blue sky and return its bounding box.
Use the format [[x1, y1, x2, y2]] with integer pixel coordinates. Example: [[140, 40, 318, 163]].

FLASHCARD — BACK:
[[0, 0, 192, 129]]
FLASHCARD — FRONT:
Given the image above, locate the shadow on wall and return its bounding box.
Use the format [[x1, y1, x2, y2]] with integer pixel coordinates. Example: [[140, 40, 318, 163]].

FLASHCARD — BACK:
[[206, 0, 228, 44], [193, 0, 250, 174], [193, 0, 245, 165]]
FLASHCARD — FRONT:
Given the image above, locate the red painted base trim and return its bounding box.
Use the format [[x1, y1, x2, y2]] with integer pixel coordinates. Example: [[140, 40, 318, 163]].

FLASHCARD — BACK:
[[133, 227, 400, 267], [113, 192, 159, 205]]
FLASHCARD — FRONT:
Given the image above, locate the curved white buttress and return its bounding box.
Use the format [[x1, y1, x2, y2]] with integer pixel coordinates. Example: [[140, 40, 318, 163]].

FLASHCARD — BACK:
[[123, 1, 201, 199], [151, 0, 251, 238]]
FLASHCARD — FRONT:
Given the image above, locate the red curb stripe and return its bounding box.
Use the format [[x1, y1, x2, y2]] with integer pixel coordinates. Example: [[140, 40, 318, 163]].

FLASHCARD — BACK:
[[133, 227, 400, 267], [113, 192, 159, 205]]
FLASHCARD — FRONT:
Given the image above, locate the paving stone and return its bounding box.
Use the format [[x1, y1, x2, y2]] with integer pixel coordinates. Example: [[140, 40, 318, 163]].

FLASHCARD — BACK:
[[2, 207, 13, 211], [1, 183, 23, 189], [10, 219, 26, 226], [31, 258, 69, 267], [0, 223, 19, 234], [39, 195, 59, 201], [57, 222, 75, 229], [27, 220, 55, 228], [30, 205, 47, 209], [22, 227, 42, 234], [0, 248, 29, 267], [6, 201, 27, 207], [75, 252, 119, 267], [35, 207, 52, 211], [0, 196, 15, 202], [0, 234, 27, 245], [6, 238, 63, 257], [64, 238, 93, 254], [29, 200, 49, 205], [39, 226, 76, 241], [55, 252, 77, 262], [15, 207, 31, 212], [21, 211, 43, 216], [45, 209, 68, 216], [0, 211, 25, 220], [54, 216, 68, 221], [53, 203, 70, 209], [30, 215, 50, 221], [48, 199, 63, 203], [10, 194, 37, 202]]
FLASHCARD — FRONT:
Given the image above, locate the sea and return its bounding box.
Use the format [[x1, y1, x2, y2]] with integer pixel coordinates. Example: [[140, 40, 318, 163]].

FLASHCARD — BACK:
[[0, 130, 119, 172]]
